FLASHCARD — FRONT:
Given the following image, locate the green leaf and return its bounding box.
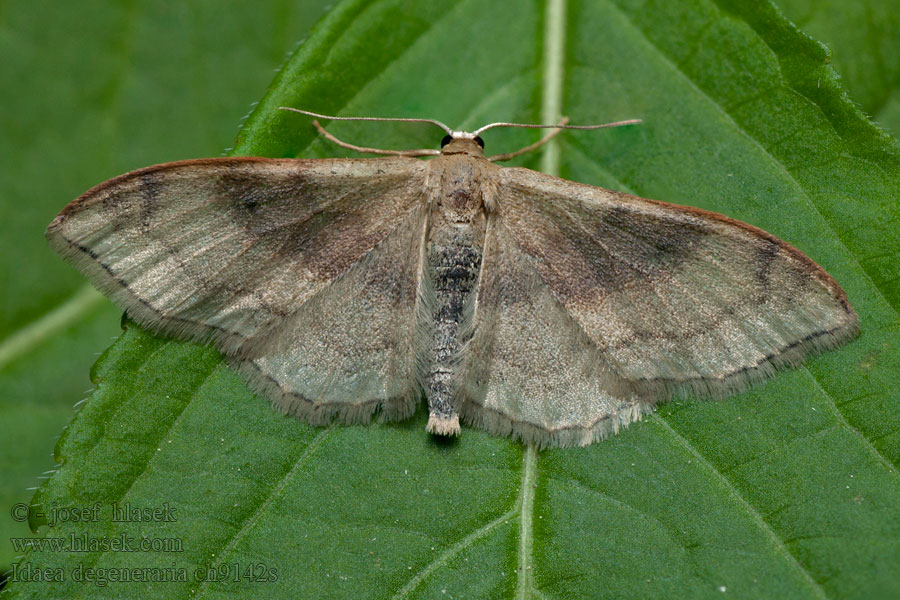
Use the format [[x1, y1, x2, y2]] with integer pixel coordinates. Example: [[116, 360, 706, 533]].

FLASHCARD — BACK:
[[5, 0, 900, 598], [778, 0, 900, 135]]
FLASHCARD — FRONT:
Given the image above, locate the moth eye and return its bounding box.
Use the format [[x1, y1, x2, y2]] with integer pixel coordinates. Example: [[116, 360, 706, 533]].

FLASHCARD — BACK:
[[440, 134, 453, 148], [474, 136, 485, 149]]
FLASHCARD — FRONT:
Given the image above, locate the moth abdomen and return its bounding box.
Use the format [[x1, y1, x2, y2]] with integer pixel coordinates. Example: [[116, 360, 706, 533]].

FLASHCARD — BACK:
[[424, 227, 484, 436]]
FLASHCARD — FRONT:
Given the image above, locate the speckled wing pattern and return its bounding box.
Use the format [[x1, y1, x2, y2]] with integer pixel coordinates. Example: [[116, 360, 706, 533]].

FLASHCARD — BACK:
[[46, 156, 429, 423], [454, 167, 858, 446]]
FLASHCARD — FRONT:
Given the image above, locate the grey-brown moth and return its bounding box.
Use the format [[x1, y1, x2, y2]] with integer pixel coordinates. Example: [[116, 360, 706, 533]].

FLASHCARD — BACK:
[[46, 110, 859, 448]]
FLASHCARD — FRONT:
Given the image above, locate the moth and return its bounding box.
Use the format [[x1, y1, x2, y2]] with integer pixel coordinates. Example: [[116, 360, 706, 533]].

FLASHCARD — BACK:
[[46, 109, 858, 448]]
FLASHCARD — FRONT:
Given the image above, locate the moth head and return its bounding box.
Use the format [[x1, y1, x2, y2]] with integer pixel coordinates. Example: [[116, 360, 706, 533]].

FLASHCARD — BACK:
[[279, 107, 642, 162], [440, 132, 485, 156]]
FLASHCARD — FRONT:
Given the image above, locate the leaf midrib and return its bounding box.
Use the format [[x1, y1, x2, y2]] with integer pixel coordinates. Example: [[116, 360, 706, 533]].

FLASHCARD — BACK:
[[513, 0, 568, 596], [528, 2, 874, 598]]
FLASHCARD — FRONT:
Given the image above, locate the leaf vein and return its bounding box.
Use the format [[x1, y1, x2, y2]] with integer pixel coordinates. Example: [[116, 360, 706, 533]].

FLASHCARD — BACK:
[[390, 507, 518, 599], [804, 369, 900, 477], [65, 357, 220, 574], [189, 426, 334, 599], [651, 414, 829, 599]]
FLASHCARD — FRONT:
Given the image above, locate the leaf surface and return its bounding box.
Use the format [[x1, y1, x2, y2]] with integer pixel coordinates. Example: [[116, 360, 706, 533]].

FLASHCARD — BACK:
[[5, 1, 900, 598], [779, 0, 900, 135]]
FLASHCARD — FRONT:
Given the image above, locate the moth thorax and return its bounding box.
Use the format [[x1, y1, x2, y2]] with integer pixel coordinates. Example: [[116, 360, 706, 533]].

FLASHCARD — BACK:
[[435, 162, 488, 223], [440, 137, 484, 156], [438, 189, 487, 225]]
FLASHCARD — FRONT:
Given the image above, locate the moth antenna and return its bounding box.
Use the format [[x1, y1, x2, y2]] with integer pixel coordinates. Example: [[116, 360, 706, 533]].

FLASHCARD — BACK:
[[473, 117, 642, 136], [279, 107, 454, 135], [487, 118, 570, 162], [308, 119, 440, 158]]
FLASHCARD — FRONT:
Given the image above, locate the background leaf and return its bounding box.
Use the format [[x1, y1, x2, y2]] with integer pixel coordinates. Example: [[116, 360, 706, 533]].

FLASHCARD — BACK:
[[3, 0, 899, 598], [0, 0, 330, 579], [779, 0, 900, 135]]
